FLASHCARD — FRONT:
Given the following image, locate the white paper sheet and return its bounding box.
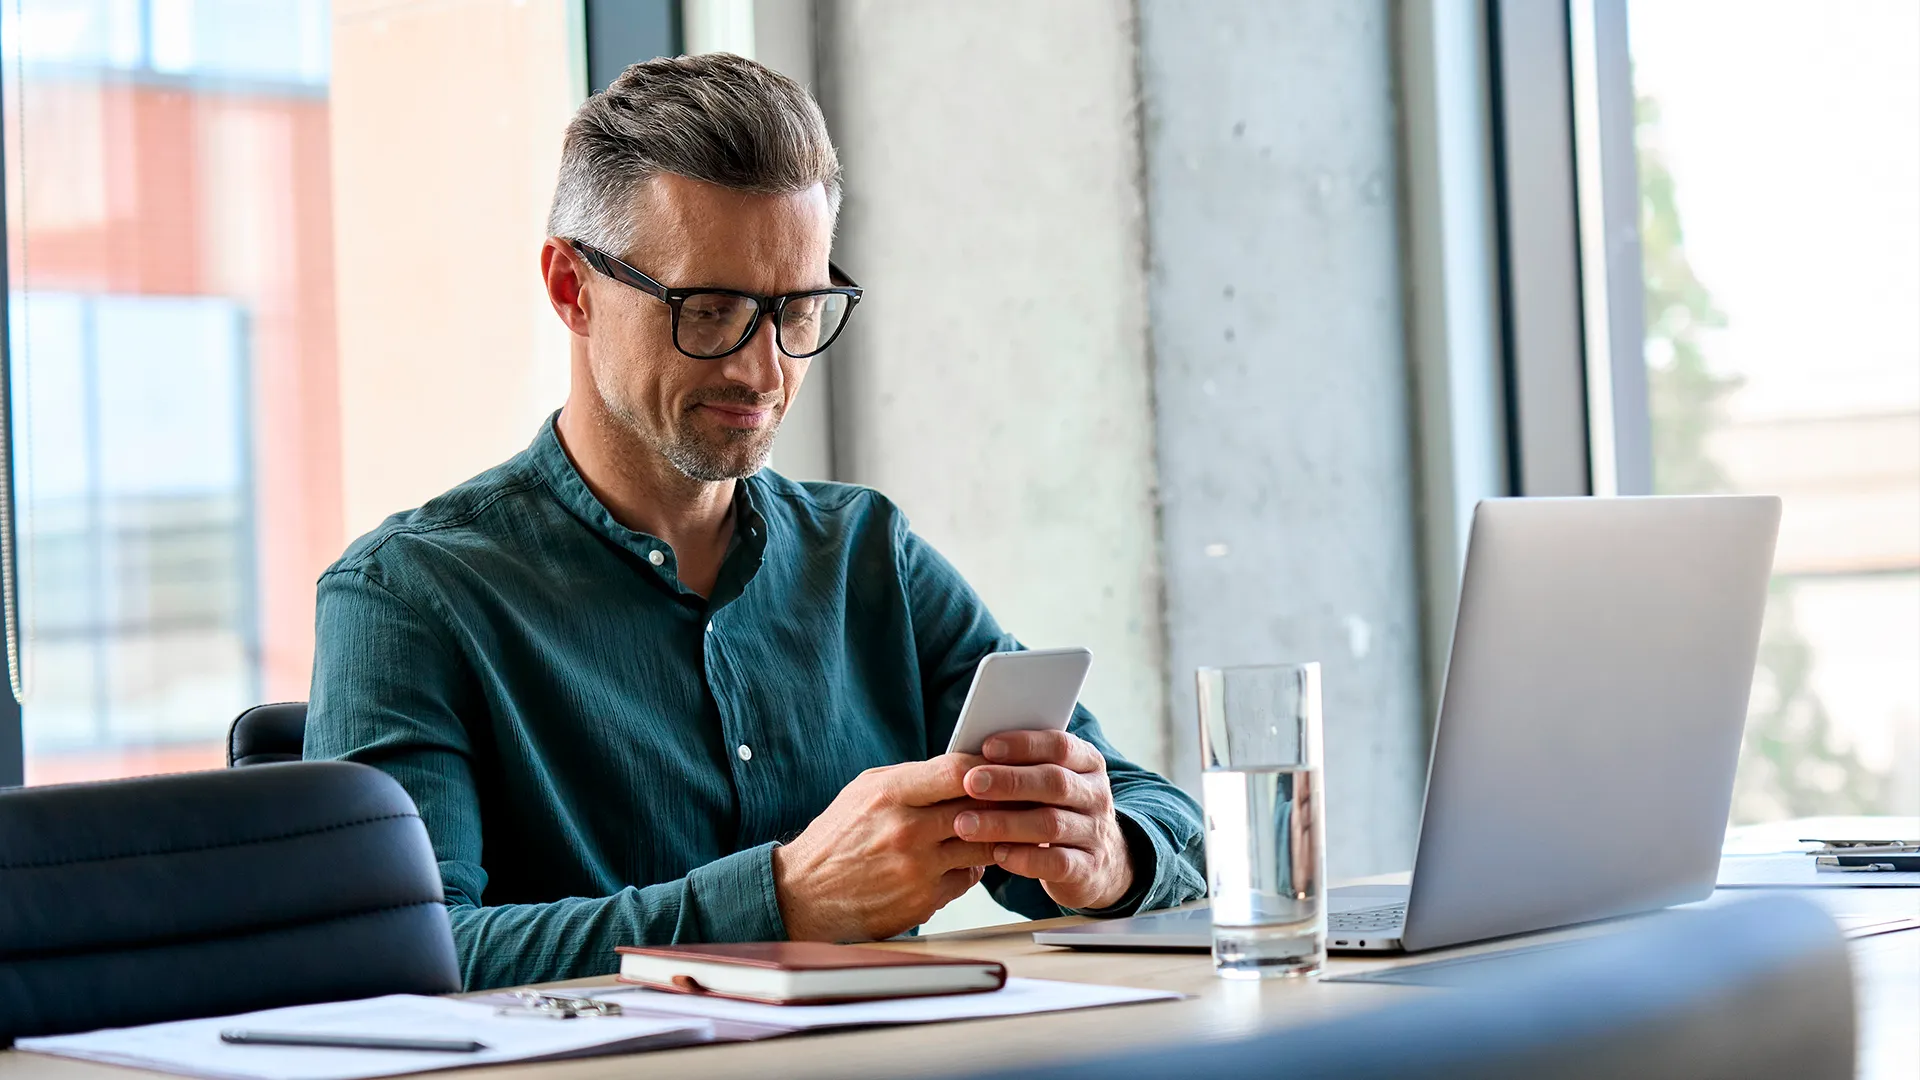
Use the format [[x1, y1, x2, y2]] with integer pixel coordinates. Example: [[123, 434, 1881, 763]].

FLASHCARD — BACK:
[[1718, 853, 1920, 888], [15, 995, 713, 1080], [591, 976, 1183, 1034]]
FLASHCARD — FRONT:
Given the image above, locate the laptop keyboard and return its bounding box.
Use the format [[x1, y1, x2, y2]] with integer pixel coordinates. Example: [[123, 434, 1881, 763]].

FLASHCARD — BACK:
[[1328, 902, 1408, 932]]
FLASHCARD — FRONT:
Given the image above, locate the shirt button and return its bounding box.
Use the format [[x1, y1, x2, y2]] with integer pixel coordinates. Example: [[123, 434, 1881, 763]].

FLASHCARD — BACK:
[[736, 743, 753, 762], [706, 620, 715, 634], [647, 550, 665, 566]]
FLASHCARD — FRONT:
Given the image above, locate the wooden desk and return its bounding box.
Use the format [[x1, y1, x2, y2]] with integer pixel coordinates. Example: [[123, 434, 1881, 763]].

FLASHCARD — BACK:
[[5, 887, 1914, 1080]]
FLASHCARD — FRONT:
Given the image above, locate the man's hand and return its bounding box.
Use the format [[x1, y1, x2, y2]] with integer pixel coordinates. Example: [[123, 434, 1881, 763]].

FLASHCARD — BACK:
[[773, 756, 997, 942], [952, 730, 1135, 911]]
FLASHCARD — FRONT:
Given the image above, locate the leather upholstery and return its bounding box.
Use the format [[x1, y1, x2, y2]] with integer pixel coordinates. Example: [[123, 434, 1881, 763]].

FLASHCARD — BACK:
[[227, 701, 309, 766], [0, 762, 460, 1042]]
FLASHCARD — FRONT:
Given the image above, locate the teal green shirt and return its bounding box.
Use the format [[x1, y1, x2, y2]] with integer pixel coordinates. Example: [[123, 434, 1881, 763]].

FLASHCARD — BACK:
[[306, 416, 1206, 990]]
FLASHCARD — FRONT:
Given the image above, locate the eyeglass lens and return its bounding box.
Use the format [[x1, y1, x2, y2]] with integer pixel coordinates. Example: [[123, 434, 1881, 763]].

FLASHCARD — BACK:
[[676, 291, 851, 359]]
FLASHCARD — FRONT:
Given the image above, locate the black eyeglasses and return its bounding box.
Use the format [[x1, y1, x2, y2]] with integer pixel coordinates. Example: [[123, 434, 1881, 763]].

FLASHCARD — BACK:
[[570, 240, 863, 360]]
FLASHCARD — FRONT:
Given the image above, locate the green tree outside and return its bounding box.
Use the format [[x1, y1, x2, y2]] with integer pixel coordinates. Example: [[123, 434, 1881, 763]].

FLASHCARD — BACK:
[[1635, 94, 1891, 821]]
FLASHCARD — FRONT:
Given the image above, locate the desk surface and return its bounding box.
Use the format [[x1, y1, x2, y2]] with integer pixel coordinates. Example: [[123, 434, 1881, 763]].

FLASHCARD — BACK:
[[5, 887, 1915, 1080]]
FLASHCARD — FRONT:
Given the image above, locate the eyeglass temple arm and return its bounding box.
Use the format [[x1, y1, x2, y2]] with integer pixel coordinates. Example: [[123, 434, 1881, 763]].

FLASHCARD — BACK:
[[577, 238, 858, 295], [570, 239, 672, 297]]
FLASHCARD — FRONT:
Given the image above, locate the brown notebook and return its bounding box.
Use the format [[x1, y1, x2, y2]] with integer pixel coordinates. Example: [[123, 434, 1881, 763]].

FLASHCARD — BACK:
[[614, 942, 1009, 1006]]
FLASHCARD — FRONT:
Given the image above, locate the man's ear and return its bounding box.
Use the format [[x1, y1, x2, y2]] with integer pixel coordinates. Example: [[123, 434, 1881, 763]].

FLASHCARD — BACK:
[[541, 238, 593, 336]]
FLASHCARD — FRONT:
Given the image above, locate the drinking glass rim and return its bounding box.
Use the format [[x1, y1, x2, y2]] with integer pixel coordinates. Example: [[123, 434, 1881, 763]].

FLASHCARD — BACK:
[[1196, 661, 1322, 674]]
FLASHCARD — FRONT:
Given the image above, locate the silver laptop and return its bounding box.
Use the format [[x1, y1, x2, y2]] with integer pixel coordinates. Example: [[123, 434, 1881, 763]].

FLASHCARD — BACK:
[[1035, 495, 1780, 954]]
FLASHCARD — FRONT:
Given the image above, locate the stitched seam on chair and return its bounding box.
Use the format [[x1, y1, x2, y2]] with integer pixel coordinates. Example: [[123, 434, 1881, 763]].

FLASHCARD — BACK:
[[0, 898, 447, 964], [0, 812, 419, 871]]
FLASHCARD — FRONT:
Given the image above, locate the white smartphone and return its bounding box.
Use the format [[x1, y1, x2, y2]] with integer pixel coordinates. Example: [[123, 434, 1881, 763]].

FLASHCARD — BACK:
[[944, 647, 1095, 755]]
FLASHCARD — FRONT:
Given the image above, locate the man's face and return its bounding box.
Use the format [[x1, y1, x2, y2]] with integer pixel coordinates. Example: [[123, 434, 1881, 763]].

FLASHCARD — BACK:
[[582, 174, 836, 482]]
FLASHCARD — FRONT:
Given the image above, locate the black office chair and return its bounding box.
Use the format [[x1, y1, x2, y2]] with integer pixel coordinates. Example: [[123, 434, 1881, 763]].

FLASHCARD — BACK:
[[228, 700, 309, 765], [968, 893, 1853, 1080], [0, 761, 461, 1043]]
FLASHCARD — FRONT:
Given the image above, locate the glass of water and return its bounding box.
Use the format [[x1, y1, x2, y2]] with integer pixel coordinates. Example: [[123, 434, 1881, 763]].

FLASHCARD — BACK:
[[1196, 662, 1325, 979]]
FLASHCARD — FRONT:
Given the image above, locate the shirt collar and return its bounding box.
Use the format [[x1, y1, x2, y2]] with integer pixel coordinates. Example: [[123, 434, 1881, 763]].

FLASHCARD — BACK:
[[527, 411, 770, 604]]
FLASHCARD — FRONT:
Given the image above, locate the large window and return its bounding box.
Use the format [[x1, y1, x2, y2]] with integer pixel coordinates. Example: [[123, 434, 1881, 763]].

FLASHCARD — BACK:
[[4, 0, 339, 783], [2, 0, 653, 786], [1627, 0, 1919, 820]]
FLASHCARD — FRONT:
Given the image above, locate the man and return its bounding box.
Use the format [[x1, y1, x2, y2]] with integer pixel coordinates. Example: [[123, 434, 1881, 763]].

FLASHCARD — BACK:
[[306, 53, 1206, 991]]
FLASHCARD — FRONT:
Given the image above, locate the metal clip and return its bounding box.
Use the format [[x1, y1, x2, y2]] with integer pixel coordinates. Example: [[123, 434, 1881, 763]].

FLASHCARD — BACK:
[[495, 991, 623, 1019]]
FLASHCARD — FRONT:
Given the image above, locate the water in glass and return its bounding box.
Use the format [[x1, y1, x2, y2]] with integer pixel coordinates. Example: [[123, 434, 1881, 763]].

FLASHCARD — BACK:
[[1203, 764, 1324, 978]]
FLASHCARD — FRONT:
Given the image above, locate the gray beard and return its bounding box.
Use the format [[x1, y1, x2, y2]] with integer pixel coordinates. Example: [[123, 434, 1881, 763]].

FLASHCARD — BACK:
[[658, 418, 780, 481], [601, 388, 781, 482]]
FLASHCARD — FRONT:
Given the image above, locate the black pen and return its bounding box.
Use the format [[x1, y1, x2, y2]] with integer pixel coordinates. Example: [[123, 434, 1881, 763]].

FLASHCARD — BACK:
[[220, 1030, 488, 1053], [1817, 854, 1920, 872]]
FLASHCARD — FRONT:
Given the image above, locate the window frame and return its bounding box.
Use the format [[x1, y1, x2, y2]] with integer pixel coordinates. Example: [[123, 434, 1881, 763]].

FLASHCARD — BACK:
[[1, 13, 21, 788], [584, 0, 680, 93], [1485, 0, 1651, 498]]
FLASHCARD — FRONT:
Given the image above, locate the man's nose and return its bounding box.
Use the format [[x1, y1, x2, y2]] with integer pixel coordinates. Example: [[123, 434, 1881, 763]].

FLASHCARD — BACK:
[[717, 313, 785, 395]]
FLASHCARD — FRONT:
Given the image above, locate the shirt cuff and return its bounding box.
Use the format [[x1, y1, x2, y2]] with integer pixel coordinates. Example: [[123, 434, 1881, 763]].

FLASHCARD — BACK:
[[684, 841, 789, 942], [1064, 809, 1162, 919]]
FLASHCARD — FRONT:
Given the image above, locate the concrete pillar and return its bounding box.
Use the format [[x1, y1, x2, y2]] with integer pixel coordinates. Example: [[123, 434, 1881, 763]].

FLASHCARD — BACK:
[[815, 0, 1168, 771], [1138, 0, 1428, 877]]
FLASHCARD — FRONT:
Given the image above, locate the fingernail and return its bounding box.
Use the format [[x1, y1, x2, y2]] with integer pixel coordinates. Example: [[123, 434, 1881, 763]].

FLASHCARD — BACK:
[[971, 770, 992, 792], [955, 812, 978, 836], [983, 738, 1006, 760], [994, 845, 1011, 863]]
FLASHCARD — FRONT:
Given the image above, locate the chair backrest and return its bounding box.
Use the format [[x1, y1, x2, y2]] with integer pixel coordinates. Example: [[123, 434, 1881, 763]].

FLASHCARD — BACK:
[[228, 701, 309, 766], [968, 893, 1853, 1080], [0, 761, 460, 1043]]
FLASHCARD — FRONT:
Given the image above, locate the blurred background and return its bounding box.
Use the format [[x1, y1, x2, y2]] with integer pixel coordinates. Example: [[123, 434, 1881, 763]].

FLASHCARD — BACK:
[[2, 0, 1914, 924]]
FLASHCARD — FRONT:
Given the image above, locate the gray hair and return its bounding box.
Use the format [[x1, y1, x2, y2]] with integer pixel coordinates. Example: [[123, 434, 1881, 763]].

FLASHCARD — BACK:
[[547, 53, 842, 253]]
